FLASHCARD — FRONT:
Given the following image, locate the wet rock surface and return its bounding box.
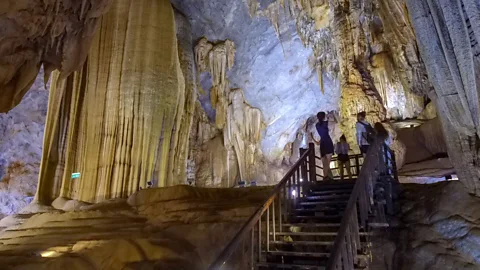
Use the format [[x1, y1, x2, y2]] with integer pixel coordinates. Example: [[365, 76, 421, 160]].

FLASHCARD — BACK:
[[372, 181, 480, 270]]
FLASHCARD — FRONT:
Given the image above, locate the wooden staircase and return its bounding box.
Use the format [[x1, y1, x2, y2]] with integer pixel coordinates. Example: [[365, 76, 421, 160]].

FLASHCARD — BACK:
[[257, 180, 369, 270], [209, 140, 398, 270]]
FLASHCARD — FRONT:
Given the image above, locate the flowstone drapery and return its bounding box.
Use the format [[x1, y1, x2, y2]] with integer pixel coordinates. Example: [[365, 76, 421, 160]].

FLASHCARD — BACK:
[[194, 38, 264, 184], [243, 0, 426, 146], [35, 0, 190, 204], [226, 89, 263, 182]]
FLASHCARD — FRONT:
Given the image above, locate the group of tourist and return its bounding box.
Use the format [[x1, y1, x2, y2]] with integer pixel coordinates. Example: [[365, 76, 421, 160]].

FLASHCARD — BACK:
[[310, 111, 389, 181]]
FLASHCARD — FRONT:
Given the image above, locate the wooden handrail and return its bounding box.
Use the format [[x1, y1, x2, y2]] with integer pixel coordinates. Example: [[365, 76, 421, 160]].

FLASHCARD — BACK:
[[326, 139, 386, 269], [207, 147, 312, 270]]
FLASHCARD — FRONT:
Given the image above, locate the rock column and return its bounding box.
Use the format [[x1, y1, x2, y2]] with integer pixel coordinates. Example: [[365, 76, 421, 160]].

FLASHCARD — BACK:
[[406, 0, 480, 195], [36, 0, 187, 204]]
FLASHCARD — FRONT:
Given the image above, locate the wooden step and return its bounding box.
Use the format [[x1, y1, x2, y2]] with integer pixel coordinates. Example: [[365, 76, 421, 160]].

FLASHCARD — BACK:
[[309, 189, 352, 196], [270, 240, 334, 246], [295, 207, 345, 214], [303, 194, 351, 200], [290, 215, 343, 222], [300, 200, 348, 205], [266, 251, 330, 258], [272, 231, 371, 237], [271, 232, 337, 237], [282, 223, 341, 228], [256, 262, 325, 269]]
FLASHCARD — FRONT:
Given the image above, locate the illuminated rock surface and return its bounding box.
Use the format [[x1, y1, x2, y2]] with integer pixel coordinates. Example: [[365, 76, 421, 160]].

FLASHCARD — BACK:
[[36, 0, 190, 204], [0, 185, 270, 269]]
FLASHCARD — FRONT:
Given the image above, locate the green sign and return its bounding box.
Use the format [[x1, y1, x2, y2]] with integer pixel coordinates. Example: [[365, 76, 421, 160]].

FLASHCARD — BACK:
[[72, 172, 80, 179]]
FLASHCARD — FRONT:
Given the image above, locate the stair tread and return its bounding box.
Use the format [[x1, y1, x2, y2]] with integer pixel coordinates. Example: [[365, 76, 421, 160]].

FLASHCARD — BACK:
[[256, 262, 325, 269], [272, 232, 338, 236], [271, 240, 334, 246], [282, 223, 341, 227], [294, 208, 345, 213], [300, 200, 348, 204], [309, 190, 353, 195], [304, 194, 351, 200], [291, 215, 343, 221], [266, 251, 330, 258], [272, 232, 371, 236]]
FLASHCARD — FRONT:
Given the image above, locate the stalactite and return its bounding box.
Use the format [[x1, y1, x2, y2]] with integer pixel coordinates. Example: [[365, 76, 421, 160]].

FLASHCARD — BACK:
[[225, 89, 263, 182], [246, 0, 259, 18], [194, 37, 264, 184], [194, 37, 213, 73], [195, 39, 236, 129], [35, 0, 186, 204], [265, 2, 281, 39]]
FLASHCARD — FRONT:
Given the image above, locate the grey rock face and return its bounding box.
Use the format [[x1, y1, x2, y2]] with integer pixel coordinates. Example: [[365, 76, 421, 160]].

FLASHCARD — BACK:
[[0, 69, 48, 217], [372, 181, 480, 270], [171, 0, 340, 162]]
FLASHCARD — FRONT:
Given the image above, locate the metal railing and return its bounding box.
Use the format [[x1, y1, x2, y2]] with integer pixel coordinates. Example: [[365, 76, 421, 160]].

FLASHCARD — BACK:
[[207, 143, 318, 270], [325, 138, 397, 270]]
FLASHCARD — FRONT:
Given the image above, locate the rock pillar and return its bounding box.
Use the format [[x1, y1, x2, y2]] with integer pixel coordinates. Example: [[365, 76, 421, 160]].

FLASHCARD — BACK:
[[36, 0, 187, 204]]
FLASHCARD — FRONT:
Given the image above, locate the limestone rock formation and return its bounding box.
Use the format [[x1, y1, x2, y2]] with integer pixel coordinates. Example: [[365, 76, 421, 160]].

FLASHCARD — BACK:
[[0, 0, 111, 113], [372, 181, 480, 270], [0, 70, 48, 218], [35, 0, 190, 204], [193, 37, 265, 185], [172, 0, 341, 164], [0, 185, 271, 269], [223, 0, 427, 150], [406, 0, 480, 195]]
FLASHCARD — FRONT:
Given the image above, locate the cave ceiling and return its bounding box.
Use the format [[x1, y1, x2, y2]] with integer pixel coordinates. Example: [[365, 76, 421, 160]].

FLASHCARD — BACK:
[[171, 0, 340, 161]]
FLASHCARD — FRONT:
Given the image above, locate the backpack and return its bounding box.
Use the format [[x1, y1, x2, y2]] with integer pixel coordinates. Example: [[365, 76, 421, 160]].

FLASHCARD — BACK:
[[358, 121, 375, 143]]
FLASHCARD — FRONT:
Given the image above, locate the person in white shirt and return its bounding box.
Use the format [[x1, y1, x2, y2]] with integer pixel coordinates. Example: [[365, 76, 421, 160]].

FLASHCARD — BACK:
[[355, 111, 372, 156], [335, 135, 352, 180]]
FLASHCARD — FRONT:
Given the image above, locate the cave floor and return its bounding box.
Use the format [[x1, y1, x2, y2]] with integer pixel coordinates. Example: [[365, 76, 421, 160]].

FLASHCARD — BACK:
[[0, 186, 271, 270]]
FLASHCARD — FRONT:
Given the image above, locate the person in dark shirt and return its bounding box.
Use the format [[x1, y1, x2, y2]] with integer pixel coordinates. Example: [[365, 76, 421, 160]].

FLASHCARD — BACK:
[[313, 111, 335, 180], [335, 135, 352, 180]]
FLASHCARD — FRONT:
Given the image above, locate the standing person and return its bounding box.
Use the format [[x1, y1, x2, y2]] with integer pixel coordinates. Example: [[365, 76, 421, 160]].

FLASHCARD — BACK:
[[374, 122, 392, 174], [356, 111, 374, 156], [313, 111, 336, 180], [335, 135, 353, 180], [374, 122, 389, 142]]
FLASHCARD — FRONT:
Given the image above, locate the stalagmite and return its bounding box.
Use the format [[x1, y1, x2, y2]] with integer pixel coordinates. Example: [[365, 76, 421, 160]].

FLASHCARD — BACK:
[[35, 0, 187, 204]]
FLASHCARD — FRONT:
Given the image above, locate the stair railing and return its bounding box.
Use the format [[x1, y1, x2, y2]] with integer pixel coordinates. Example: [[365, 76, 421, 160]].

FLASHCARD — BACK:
[[208, 143, 318, 270], [326, 138, 395, 270]]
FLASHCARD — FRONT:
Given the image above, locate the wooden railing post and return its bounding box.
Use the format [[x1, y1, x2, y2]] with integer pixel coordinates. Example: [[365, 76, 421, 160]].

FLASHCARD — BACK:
[[308, 143, 316, 182], [299, 148, 308, 195], [355, 155, 360, 177]]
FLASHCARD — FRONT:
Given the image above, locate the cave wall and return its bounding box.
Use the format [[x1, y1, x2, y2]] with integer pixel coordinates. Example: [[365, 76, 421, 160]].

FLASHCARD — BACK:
[[35, 0, 189, 204], [406, 0, 480, 195], [372, 182, 480, 270], [0, 69, 48, 218]]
